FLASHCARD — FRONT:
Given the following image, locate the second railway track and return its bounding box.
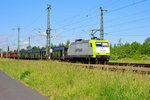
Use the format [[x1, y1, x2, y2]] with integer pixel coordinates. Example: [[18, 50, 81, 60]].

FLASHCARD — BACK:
[[73, 62, 150, 74], [107, 62, 150, 68]]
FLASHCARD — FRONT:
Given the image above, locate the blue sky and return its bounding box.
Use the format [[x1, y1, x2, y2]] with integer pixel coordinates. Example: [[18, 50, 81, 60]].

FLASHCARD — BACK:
[[0, 0, 150, 51]]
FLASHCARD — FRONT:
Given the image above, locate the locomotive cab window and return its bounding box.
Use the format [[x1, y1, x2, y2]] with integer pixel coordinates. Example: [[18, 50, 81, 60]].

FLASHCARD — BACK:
[[102, 42, 109, 47], [96, 42, 108, 47], [96, 43, 102, 47]]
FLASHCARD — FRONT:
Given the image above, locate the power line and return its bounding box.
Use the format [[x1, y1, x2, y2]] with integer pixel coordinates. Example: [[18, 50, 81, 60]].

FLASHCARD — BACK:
[[107, 33, 150, 37], [55, 17, 150, 38], [103, 0, 121, 8], [108, 0, 148, 13], [105, 8, 150, 22], [105, 16, 150, 29], [56, 15, 98, 30], [54, 0, 149, 39], [106, 24, 150, 34], [53, 8, 97, 28], [56, 16, 150, 40], [54, 21, 98, 36], [53, 0, 114, 28], [23, 9, 47, 29]]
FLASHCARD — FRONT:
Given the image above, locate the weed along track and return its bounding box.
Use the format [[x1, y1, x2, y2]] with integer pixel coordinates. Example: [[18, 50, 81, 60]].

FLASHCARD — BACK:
[[72, 62, 150, 74]]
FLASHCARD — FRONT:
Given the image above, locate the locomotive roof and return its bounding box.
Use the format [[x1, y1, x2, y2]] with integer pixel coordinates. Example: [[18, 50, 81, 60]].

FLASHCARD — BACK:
[[71, 39, 109, 45], [71, 40, 89, 45]]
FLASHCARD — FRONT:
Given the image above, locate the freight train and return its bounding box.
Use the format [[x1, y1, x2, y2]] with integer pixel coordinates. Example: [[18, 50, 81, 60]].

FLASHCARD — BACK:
[[0, 39, 110, 63]]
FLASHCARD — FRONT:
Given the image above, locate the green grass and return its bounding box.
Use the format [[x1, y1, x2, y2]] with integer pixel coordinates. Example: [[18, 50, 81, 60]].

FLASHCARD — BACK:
[[0, 58, 150, 100], [110, 58, 150, 64]]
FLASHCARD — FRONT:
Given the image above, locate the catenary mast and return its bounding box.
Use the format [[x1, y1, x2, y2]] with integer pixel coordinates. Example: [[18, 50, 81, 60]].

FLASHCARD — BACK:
[[100, 7, 107, 40], [46, 5, 51, 60]]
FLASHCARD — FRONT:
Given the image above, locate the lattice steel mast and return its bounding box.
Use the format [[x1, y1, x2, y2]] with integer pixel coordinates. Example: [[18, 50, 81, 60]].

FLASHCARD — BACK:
[[100, 7, 107, 40], [18, 26, 20, 59], [46, 5, 51, 60]]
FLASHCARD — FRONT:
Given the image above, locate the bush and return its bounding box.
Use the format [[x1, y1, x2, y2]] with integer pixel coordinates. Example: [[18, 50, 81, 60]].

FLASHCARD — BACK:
[[110, 38, 150, 60]]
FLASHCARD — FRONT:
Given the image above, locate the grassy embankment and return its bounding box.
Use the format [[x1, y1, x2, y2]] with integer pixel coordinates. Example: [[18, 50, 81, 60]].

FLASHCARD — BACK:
[[0, 58, 150, 100], [110, 58, 150, 64]]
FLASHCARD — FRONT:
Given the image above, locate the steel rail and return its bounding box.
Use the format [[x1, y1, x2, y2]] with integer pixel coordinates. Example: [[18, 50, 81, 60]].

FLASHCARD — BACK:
[[73, 63, 150, 74], [107, 62, 150, 68]]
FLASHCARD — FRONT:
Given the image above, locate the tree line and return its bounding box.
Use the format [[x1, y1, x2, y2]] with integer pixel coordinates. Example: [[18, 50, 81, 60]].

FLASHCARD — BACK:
[[110, 37, 150, 60]]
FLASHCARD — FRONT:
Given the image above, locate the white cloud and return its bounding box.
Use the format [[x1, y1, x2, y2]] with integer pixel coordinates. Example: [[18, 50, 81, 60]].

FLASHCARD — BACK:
[[38, 32, 47, 36], [23, 41, 29, 45], [37, 31, 61, 38]]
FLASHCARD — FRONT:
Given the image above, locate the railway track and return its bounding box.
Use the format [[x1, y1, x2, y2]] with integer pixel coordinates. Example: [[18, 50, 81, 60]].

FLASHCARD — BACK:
[[74, 62, 150, 74], [19, 58, 150, 73], [107, 62, 150, 68]]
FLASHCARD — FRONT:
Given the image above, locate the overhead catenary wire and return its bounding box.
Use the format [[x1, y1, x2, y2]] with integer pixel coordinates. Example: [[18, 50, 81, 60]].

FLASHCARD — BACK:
[[105, 8, 150, 22], [105, 16, 150, 29], [107, 0, 148, 13], [23, 9, 47, 30], [54, 0, 149, 35], [106, 24, 150, 34], [107, 33, 150, 37], [103, 0, 121, 8], [52, 0, 112, 27], [55, 0, 148, 31], [55, 14, 150, 37], [39, 0, 149, 42], [52, 0, 121, 30], [56, 15, 99, 31]]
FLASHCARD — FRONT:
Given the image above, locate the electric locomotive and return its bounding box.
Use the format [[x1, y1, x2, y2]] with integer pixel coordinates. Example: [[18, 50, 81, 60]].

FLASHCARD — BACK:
[[68, 39, 110, 63]]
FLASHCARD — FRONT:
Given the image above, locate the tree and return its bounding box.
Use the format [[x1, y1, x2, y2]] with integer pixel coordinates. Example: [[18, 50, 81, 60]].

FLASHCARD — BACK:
[[58, 43, 65, 46], [141, 38, 150, 55], [9, 51, 13, 53], [122, 42, 131, 58], [144, 37, 150, 45], [42, 46, 45, 49], [26, 45, 31, 50], [51, 43, 56, 48], [20, 49, 25, 51], [14, 50, 17, 52], [117, 38, 122, 47], [66, 40, 70, 47], [131, 41, 141, 54], [32, 46, 40, 50]]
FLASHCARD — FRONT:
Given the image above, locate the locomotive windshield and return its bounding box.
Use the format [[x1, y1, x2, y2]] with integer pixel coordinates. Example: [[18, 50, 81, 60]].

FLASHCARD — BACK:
[[96, 42, 108, 47]]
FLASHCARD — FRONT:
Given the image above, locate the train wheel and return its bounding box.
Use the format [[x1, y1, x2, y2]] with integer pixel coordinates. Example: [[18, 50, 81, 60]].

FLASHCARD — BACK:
[[88, 58, 91, 64], [95, 59, 98, 64], [101, 60, 108, 64]]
